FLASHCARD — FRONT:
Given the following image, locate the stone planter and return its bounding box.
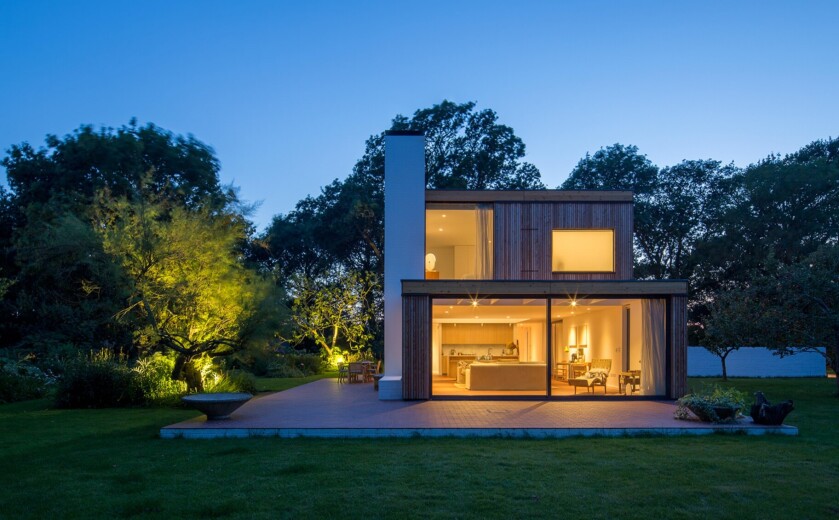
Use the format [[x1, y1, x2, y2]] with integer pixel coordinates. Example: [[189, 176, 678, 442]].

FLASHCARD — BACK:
[[182, 392, 253, 420]]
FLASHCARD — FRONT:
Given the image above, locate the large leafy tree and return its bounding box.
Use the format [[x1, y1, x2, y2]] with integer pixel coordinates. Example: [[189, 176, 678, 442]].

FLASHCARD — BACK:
[[393, 100, 544, 190], [691, 138, 839, 343], [635, 159, 736, 280], [284, 270, 378, 360], [694, 139, 839, 288], [95, 192, 281, 390], [1, 122, 271, 374], [702, 245, 839, 395], [561, 143, 658, 195], [3, 120, 227, 214], [9, 204, 131, 352]]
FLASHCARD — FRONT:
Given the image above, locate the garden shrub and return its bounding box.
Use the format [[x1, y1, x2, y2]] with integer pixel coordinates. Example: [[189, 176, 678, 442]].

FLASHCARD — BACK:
[[267, 352, 325, 378], [204, 370, 258, 394], [132, 353, 187, 405], [675, 384, 749, 423], [0, 358, 53, 403], [225, 345, 276, 376], [267, 363, 306, 378], [54, 350, 142, 408]]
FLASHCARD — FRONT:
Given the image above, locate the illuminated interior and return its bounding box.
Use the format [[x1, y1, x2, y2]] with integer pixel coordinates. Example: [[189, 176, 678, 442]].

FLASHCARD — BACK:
[[430, 296, 666, 397], [552, 229, 615, 272], [425, 204, 493, 279]]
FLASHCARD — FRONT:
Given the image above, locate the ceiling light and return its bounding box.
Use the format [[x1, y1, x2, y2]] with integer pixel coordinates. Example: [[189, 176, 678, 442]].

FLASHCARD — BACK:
[[570, 301, 577, 307], [442, 214, 447, 218], [438, 227, 443, 232]]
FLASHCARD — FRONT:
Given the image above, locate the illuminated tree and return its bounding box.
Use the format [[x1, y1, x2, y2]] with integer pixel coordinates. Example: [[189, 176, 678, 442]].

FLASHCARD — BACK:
[[285, 270, 378, 360], [95, 193, 281, 390]]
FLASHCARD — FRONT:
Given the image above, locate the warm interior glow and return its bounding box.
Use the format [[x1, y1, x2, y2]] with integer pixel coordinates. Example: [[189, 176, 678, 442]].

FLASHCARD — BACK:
[[552, 229, 615, 272]]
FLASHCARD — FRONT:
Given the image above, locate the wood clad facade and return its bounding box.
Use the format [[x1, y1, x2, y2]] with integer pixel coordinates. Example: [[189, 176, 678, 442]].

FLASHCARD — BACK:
[[493, 201, 633, 280], [402, 295, 431, 400], [670, 295, 689, 398], [395, 190, 688, 401]]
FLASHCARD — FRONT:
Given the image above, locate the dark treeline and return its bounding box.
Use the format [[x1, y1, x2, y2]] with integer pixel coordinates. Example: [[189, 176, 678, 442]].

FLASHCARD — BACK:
[[1, 102, 837, 393]]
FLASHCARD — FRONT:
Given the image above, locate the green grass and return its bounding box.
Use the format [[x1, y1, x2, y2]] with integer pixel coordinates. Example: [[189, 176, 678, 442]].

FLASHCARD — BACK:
[[254, 371, 336, 392], [1, 378, 836, 519]]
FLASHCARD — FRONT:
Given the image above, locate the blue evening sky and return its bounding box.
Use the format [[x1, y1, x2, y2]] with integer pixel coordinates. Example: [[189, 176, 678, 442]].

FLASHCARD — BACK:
[[1, 1, 837, 230]]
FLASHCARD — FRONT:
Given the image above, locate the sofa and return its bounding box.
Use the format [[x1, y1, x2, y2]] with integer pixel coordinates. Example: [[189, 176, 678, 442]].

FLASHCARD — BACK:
[[464, 361, 547, 391]]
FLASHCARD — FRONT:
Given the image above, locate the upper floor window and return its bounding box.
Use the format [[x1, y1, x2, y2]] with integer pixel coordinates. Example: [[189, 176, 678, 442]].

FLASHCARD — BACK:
[[426, 204, 493, 279], [552, 229, 615, 273]]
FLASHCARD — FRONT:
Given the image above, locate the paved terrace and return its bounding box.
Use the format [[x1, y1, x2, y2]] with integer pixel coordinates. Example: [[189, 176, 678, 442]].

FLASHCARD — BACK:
[[161, 379, 798, 439]]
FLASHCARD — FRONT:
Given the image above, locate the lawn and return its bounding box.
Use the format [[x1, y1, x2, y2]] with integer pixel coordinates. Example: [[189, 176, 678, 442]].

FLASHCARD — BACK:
[[1, 377, 836, 519]]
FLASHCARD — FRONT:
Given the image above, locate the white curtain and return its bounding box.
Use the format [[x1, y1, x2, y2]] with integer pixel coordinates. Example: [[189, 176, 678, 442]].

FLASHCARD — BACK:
[[475, 204, 493, 279], [641, 299, 666, 396]]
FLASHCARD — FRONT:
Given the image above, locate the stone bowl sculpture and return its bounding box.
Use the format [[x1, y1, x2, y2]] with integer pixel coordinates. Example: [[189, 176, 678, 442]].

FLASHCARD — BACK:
[[181, 392, 253, 420]]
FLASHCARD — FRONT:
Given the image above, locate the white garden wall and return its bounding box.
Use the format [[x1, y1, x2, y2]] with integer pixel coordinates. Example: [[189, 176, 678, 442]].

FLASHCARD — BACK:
[[688, 346, 826, 377]]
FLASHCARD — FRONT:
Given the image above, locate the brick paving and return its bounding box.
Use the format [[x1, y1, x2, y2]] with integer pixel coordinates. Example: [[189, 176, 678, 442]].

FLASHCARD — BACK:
[[161, 378, 798, 438]]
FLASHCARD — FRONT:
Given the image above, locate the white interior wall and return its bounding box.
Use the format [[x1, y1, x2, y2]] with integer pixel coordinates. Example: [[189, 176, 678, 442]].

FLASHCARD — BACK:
[[513, 322, 546, 362], [454, 245, 476, 279], [560, 307, 623, 384], [431, 322, 442, 375], [628, 300, 643, 372], [426, 247, 455, 279]]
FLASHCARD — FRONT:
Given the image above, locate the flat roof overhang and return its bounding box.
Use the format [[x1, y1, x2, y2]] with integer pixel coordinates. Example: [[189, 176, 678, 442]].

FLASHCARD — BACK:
[[402, 279, 688, 297], [425, 190, 633, 203]]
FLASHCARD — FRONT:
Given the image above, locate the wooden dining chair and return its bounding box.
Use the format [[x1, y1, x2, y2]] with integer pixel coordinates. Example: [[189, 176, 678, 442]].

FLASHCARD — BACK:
[[337, 363, 347, 384], [348, 362, 364, 383]]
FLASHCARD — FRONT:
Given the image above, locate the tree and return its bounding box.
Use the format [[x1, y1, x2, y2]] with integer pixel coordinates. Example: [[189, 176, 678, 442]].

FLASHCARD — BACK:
[[634, 160, 736, 280], [393, 100, 544, 190], [702, 245, 839, 394], [700, 289, 755, 381], [562, 143, 658, 195], [9, 203, 131, 353], [284, 270, 378, 360], [3, 120, 227, 215], [95, 192, 281, 390], [691, 138, 839, 344], [694, 138, 839, 287]]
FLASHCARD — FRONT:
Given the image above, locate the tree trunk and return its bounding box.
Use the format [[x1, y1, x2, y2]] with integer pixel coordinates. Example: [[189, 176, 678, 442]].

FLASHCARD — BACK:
[[331, 324, 339, 357], [831, 348, 839, 397], [721, 352, 729, 382], [172, 353, 204, 392]]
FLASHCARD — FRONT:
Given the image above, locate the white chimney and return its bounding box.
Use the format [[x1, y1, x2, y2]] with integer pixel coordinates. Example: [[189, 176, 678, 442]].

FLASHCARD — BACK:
[[380, 130, 425, 400]]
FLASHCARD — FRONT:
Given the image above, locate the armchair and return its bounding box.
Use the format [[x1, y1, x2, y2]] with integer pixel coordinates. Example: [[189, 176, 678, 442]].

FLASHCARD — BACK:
[[568, 359, 612, 394]]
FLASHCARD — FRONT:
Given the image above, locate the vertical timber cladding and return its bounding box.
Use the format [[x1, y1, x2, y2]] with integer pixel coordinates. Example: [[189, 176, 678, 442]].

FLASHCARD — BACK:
[[402, 295, 431, 399], [493, 201, 633, 280], [671, 295, 689, 398]]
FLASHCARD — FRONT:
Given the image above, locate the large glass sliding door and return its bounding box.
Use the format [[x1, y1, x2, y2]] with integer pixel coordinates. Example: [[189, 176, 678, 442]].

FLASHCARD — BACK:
[[429, 295, 667, 398], [431, 297, 547, 397], [550, 297, 666, 396]]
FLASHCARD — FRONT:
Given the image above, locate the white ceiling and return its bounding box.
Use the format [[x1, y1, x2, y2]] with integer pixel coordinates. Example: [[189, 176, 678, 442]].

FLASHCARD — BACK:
[[426, 209, 476, 248], [432, 298, 635, 322]]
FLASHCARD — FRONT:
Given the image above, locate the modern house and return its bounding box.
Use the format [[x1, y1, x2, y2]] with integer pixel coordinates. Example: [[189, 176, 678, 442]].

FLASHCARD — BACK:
[[378, 131, 688, 401]]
